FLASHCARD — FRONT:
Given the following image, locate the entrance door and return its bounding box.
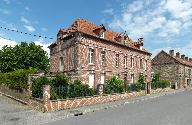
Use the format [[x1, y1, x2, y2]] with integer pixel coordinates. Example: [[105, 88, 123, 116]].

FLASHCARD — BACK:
[[100, 74, 105, 84], [88, 74, 94, 88]]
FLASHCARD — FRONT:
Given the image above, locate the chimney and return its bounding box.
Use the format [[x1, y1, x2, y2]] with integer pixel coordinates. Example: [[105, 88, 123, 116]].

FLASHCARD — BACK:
[[169, 50, 174, 56], [138, 37, 144, 42], [185, 57, 188, 61], [181, 54, 185, 59], [176, 52, 180, 58], [189, 58, 192, 62]]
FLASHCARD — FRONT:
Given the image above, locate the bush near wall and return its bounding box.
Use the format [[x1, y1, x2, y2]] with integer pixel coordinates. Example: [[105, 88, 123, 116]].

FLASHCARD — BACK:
[[31, 73, 97, 100], [31, 76, 49, 98], [151, 73, 170, 89], [104, 76, 124, 94], [0, 68, 37, 91]]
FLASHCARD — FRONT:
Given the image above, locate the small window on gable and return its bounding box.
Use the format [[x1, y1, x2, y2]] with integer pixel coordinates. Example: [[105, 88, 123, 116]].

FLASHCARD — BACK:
[[99, 32, 105, 39]]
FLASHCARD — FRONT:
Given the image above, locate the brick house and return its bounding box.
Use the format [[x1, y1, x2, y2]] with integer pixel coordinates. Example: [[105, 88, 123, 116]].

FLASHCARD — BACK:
[[152, 50, 192, 88], [49, 19, 152, 89]]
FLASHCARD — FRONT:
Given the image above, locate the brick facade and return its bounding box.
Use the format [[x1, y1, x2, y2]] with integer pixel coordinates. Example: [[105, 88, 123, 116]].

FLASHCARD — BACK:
[[49, 19, 152, 88], [152, 50, 192, 88]]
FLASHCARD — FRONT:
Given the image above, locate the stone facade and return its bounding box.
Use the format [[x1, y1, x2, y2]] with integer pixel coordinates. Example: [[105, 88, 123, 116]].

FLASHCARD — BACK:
[[49, 19, 152, 89], [152, 50, 192, 88]]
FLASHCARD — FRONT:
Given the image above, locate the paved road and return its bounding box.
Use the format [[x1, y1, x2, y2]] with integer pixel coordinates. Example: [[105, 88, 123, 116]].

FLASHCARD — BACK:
[[46, 89, 192, 125]]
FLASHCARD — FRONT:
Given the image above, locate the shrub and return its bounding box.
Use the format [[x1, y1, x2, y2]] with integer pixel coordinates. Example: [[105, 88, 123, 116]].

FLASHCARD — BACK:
[[0, 68, 37, 90], [104, 75, 124, 94], [31, 76, 49, 98]]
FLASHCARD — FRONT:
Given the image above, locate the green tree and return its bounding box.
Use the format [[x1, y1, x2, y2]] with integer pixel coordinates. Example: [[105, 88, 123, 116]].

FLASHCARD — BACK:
[[0, 42, 49, 73]]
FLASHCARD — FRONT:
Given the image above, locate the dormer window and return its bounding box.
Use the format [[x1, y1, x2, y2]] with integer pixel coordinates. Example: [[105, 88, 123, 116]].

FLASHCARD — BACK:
[[99, 32, 104, 39]]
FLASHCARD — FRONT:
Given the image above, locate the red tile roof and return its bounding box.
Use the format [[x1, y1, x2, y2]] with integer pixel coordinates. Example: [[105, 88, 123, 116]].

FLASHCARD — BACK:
[[59, 18, 150, 54], [173, 56, 192, 67]]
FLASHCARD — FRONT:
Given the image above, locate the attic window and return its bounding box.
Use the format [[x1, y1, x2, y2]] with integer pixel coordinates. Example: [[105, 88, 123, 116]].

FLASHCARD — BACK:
[[99, 32, 104, 39]]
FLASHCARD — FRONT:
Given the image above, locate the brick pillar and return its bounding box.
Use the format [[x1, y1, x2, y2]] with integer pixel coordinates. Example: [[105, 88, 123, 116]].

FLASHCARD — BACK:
[[27, 75, 33, 98], [43, 85, 50, 104]]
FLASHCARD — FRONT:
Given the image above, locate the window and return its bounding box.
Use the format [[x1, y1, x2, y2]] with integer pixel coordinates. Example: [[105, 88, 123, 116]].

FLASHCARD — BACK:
[[100, 74, 105, 84], [99, 32, 104, 39], [140, 59, 143, 69], [115, 53, 119, 67], [59, 57, 64, 72], [124, 54, 127, 68], [88, 74, 94, 88], [144, 60, 147, 70], [101, 50, 105, 66], [131, 57, 134, 68], [88, 48, 94, 64]]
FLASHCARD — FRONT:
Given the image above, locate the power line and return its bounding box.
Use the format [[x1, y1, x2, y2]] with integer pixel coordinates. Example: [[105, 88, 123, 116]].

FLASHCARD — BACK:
[[0, 26, 54, 40]]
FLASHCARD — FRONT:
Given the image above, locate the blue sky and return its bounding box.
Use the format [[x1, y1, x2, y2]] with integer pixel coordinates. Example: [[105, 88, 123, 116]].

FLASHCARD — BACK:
[[0, 0, 192, 57]]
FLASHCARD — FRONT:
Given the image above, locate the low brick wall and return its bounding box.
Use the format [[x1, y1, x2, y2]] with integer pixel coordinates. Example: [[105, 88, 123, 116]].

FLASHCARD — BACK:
[[41, 85, 171, 112]]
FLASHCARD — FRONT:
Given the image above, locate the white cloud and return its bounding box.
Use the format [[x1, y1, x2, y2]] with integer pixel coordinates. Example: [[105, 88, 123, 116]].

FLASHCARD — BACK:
[[151, 41, 192, 58], [21, 16, 30, 24], [0, 37, 17, 50], [25, 7, 30, 11], [0, 9, 10, 15], [108, 0, 192, 41], [3, 0, 10, 4], [126, 1, 143, 13], [34, 38, 51, 56], [24, 25, 35, 32], [102, 8, 114, 15]]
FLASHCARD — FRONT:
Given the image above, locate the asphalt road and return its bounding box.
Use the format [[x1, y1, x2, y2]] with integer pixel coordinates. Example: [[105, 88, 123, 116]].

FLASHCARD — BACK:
[[46, 89, 192, 125]]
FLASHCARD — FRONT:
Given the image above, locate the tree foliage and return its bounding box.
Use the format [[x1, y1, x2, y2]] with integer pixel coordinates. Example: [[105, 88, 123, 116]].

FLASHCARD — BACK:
[[0, 42, 49, 73]]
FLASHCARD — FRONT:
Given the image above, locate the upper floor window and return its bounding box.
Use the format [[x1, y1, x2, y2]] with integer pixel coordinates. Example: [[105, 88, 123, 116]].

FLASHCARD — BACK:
[[99, 32, 105, 39], [144, 60, 147, 70], [101, 50, 105, 66], [59, 57, 64, 72], [124, 54, 127, 68], [88, 48, 94, 64], [140, 59, 143, 69], [115, 53, 119, 67], [131, 57, 134, 68]]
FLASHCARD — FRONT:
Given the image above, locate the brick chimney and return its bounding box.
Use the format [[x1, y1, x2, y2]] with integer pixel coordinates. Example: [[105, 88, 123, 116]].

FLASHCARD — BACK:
[[169, 50, 174, 56], [185, 57, 188, 61], [181, 54, 185, 59], [176, 52, 180, 58], [189, 58, 192, 62]]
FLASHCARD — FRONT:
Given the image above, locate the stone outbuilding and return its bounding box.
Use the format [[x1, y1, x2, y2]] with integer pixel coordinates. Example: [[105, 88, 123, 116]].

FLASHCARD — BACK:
[[49, 18, 152, 89], [152, 50, 192, 89]]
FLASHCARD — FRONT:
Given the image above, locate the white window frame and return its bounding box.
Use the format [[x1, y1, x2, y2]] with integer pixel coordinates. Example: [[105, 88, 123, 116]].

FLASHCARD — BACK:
[[99, 32, 104, 39], [124, 54, 127, 68], [115, 53, 119, 67], [101, 49, 105, 66], [131, 57, 134, 68], [144, 60, 147, 70], [88, 73, 94, 88], [100, 74, 105, 84], [59, 57, 64, 72], [88, 48, 94, 64]]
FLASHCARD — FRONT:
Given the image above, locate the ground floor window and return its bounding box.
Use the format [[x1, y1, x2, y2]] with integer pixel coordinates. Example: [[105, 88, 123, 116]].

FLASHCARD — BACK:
[[100, 74, 105, 84], [88, 74, 94, 88]]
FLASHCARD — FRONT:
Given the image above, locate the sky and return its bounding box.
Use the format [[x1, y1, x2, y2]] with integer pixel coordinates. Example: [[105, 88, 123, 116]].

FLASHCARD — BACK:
[[0, 0, 192, 57]]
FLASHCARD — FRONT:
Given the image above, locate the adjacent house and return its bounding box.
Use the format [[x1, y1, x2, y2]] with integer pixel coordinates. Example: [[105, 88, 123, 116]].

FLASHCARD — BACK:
[[152, 50, 192, 88], [49, 18, 152, 88]]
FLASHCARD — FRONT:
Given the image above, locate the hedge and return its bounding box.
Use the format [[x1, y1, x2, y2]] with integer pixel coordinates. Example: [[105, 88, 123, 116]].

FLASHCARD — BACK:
[[31, 73, 97, 100], [0, 68, 37, 90]]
